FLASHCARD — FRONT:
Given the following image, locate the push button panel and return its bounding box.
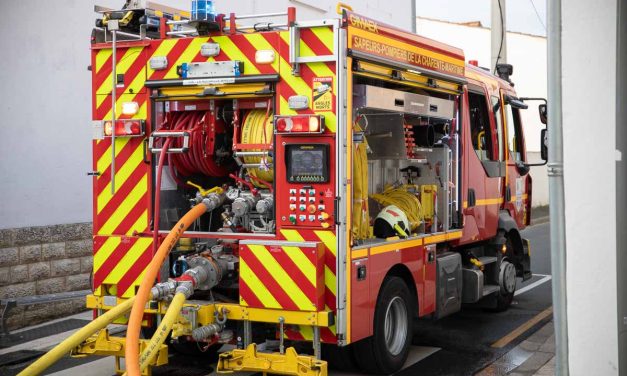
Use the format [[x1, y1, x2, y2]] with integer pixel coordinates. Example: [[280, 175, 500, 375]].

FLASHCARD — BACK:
[[282, 184, 334, 228]]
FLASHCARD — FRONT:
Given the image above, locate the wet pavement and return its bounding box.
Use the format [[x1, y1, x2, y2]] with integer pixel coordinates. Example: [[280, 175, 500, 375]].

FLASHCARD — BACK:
[[0, 221, 553, 376]]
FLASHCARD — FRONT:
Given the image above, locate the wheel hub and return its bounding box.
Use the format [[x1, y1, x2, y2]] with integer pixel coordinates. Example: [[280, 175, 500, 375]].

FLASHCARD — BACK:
[[499, 260, 517, 294], [383, 296, 408, 356]]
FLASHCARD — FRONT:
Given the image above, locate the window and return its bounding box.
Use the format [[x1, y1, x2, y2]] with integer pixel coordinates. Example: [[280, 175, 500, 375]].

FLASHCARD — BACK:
[[468, 91, 494, 161], [506, 104, 524, 161], [491, 96, 505, 161]]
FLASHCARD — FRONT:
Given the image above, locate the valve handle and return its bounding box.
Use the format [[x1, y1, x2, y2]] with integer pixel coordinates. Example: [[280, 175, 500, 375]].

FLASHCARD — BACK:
[[187, 181, 224, 197]]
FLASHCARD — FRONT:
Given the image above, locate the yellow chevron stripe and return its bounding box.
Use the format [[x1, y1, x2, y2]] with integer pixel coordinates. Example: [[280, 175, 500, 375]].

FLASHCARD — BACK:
[[279, 96, 298, 116], [213, 36, 260, 75], [242, 34, 280, 72], [95, 49, 113, 73], [93, 236, 122, 271], [96, 47, 144, 96], [103, 238, 152, 285], [299, 325, 314, 341], [314, 231, 337, 257], [98, 175, 147, 235], [97, 141, 145, 213], [249, 245, 314, 310], [280, 229, 305, 242], [164, 37, 210, 79], [146, 39, 178, 78], [96, 137, 130, 180], [282, 246, 316, 287], [240, 258, 281, 308], [122, 268, 147, 298], [311, 26, 335, 52], [126, 209, 148, 235], [325, 265, 337, 296]]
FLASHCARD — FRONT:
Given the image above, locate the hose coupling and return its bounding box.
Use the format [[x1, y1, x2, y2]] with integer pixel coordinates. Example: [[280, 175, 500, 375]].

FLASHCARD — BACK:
[[191, 323, 224, 341], [174, 280, 195, 298], [150, 280, 177, 300]]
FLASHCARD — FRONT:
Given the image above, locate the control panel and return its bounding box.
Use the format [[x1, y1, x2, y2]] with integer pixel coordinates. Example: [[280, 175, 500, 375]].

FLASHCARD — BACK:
[[276, 136, 335, 229]]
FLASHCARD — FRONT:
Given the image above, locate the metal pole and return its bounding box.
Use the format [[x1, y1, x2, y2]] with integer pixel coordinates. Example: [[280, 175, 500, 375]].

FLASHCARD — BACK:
[[109, 20, 119, 194], [411, 0, 416, 33], [616, 0, 627, 373], [491, 0, 507, 72], [547, 0, 568, 374]]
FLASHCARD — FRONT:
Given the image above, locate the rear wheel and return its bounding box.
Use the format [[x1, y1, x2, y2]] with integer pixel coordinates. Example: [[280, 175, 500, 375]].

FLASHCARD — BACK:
[[354, 276, 413, 374]]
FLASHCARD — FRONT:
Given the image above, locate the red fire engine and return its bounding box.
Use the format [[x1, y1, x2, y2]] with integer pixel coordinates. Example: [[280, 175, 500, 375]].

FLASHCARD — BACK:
[[19, 2, 548, 376]]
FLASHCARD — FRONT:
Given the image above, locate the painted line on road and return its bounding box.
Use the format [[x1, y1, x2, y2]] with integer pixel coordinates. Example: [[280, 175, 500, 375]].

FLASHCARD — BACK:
[[491, 306, 553, 348], [515, 274, 552, 296]]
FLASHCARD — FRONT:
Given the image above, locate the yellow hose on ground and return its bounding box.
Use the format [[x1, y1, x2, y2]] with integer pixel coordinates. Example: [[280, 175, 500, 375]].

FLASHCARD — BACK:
[[240, 110, 274, 186], [137, 293, 186, 372], [352, 121, 370, 240], [371, 185, 424, 231], [17, 296, 138, 376], [125, 203, 208, 376]]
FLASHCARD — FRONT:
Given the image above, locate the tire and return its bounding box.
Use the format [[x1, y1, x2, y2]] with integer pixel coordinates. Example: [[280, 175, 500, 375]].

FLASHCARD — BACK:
[[354, 276, 413, 374], [494, 239, 517, 311]]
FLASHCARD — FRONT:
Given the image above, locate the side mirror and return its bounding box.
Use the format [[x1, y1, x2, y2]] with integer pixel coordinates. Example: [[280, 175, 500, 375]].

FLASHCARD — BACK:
[[540, 129, 548, 161], [539, 104, 547, 124]]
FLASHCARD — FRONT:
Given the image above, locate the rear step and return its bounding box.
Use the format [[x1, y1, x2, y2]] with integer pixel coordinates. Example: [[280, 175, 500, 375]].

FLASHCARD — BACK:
[[217, 343, 327, 376], [477, 256, 498, 265]]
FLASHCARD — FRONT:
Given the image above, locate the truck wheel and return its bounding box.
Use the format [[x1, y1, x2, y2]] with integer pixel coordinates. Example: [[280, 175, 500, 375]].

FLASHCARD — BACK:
[[354, 276, 413, 374], [494, 239, 517, 311]]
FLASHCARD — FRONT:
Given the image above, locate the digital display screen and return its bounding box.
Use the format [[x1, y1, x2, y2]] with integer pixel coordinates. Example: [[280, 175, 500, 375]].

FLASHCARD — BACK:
[[286, 144, 329, 183]]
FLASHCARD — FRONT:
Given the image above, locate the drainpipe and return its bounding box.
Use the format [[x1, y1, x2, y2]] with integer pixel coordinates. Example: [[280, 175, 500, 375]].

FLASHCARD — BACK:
[[547, 0, 569, 375]]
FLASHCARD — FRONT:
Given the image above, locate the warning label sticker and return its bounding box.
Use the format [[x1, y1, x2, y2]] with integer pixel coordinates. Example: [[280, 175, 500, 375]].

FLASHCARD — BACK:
[[312, 77, 333, 112]]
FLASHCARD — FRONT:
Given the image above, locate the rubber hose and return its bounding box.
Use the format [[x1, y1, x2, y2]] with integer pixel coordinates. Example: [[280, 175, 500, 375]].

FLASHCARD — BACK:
[[17, 296, 138, 376], [138, 293, 186, 372], [125, 204, 207, 376]]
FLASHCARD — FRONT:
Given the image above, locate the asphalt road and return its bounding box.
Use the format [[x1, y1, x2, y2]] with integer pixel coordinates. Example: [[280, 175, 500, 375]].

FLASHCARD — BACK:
[[0, 222, 552, 376]]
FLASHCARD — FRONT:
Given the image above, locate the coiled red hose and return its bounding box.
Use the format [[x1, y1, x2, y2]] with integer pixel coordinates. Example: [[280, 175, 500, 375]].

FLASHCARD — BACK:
[[165, 111, 230, 184]]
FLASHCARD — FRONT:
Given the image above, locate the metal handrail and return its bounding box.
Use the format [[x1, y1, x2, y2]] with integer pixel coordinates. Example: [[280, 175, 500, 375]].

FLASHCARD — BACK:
[[223, 11, 288, 21]]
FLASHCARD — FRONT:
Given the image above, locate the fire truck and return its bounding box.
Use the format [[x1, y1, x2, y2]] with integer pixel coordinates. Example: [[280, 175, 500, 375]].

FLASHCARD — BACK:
[[19, 1, 548, 376]]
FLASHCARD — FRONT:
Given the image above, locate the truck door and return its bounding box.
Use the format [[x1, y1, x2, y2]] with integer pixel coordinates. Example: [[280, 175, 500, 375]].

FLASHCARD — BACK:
[[462, 85, 503, 242], [502, 93, 530, 226]]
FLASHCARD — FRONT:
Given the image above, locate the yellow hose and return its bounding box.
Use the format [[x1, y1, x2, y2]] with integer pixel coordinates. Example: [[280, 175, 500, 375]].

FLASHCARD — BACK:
[[138, 293, 186, 372], [352, 121, 370, 240], [371, 185, 424, 231], [241, 110, 274, 186], [17, 296, 138, 376], [126, 203, 208, 376]]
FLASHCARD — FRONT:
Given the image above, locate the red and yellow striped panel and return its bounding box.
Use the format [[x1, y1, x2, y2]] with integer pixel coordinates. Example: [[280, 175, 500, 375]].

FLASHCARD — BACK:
[[93, 136, 150, 237], [240, 241, 325, 312], [279, 229, 338, 343], [92, 235, 153, 298], [276, 28, 337, 133], [92, 45, 148, 121]]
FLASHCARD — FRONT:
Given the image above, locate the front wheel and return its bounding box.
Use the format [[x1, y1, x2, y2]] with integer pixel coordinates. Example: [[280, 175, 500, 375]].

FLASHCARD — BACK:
[[354, 276, 413, 374]]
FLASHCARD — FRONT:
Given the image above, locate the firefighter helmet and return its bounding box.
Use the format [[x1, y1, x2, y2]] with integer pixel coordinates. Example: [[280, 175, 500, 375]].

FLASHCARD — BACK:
[[374, 205, 410, 238]]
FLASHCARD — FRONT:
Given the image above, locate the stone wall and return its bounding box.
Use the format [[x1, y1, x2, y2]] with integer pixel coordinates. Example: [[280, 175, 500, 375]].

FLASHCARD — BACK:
[[0, 223, 93, 330]]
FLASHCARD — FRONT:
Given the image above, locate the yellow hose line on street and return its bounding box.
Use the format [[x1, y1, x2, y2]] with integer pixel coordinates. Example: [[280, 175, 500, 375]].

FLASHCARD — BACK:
[[138, 293, 186, 372], [241, 110, 274, 186], [17, 296, 138, 376]]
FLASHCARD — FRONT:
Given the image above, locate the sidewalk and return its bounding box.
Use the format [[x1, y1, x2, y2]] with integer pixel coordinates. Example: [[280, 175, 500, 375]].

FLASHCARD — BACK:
[[476, 321, 555, 375]]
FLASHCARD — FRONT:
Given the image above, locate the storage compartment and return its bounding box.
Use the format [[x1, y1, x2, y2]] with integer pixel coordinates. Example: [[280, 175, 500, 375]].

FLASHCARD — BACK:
[[435, 252, 462, 319], [462, 268, 484, 303]]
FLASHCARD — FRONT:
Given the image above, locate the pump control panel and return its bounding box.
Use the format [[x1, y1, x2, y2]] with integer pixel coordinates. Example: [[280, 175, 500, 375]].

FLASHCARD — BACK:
[[276, 137, 335, 229]]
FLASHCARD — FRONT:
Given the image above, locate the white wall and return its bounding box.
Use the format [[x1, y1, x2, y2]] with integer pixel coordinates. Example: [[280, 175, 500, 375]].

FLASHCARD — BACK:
[[0, 0, 412, 230], [416, 18, 548, 206], [562, 0, 619, 373]]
